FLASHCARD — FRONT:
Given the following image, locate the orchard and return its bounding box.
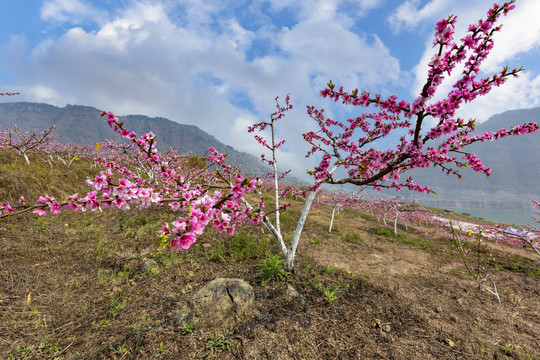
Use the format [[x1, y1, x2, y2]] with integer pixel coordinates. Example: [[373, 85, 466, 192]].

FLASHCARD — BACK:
[[1, 0, 539, 269], [1, 1, 540, 358]]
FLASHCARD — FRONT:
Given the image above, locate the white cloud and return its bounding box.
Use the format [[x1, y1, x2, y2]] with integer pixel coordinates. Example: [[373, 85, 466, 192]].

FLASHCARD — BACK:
[[223, 19, 256, 50], [387, 0, 448, 33], [479, 0, 540, 73], [26, 84, 73, 105], [2, 0, 537, 182], [265, 0, 381, 21], [0, 0, 444, 179], [40, 0, 108, 25], [278, 18, 400, 88]]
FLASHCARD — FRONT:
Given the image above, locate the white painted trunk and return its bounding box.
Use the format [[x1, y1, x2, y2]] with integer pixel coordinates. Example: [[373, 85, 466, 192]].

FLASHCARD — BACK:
[[394, 210, 399, 235], [284, 189, 318, 270], [328, 205, 337, 233]]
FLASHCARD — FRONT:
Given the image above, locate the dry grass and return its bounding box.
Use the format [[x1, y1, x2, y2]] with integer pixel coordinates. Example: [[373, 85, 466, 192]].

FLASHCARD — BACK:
[[0, 153, 539, 359]]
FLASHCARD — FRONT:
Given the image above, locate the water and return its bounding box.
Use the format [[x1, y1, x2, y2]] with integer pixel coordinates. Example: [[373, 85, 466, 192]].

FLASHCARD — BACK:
[[445, 208, 537, 227]]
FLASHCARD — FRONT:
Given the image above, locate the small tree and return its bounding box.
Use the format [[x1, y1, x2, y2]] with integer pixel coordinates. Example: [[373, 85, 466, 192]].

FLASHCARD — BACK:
[[0, 124, 57, 165], [250, 1, 539, 269]]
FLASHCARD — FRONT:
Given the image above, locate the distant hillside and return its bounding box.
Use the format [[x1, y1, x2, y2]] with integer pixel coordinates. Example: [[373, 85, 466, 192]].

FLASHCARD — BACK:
[[407, 107, 540, 211], [0, 102, 271, 176]]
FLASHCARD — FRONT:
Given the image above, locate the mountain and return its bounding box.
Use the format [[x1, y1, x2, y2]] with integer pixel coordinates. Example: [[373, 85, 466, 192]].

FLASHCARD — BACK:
[[0, 102, 271, 176], [406, 107, 540, 211]]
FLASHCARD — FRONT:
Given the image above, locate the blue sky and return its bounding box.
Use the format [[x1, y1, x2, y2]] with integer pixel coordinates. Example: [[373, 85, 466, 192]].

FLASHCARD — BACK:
[[1, 0, 540, 180]]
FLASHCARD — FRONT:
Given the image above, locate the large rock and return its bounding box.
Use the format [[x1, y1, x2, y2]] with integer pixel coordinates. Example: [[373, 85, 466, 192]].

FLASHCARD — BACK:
[[173, 278, 254, 331]]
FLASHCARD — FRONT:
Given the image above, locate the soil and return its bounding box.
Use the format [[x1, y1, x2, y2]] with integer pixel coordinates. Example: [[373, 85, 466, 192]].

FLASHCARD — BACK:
[[1, 185, 539, 359]]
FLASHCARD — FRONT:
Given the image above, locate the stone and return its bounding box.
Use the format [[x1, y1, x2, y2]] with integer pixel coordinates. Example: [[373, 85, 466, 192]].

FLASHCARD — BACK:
[[285, 284, 306, 310], [173, 278, 254, 331]]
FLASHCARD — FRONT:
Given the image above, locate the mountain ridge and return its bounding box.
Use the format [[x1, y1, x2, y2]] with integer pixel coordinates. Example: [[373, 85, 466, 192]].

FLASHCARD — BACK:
[[407, 106, 540, 211]]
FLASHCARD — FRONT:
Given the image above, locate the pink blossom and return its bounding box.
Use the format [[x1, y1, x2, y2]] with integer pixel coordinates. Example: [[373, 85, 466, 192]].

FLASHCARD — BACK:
[[33, 208, 47, 216]]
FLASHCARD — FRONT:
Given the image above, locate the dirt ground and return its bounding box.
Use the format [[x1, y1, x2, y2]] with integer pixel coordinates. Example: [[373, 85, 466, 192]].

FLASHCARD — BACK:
[[1, 196, 539, 359], [304, 210, 539, 359]]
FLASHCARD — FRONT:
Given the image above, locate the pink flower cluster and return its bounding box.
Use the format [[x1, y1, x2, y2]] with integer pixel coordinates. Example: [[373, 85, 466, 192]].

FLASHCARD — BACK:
[[1, 111, 262, 252], [302, 1, 537, 193]]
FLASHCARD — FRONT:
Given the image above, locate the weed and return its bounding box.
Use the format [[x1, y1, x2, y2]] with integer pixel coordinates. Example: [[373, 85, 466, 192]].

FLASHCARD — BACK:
[[187, 252, 201, 266], [109, 298, 127, 317], [279, 212, 295, 226], [309, 272, 322, 290], [342, 230, 362, 244], [209, 232, 269, 263], [523, 352, 540, 360], [154, 342, 165, 358], [112, 271, 130, 286], [10, 344, 34, 359], [503, 263, 526, 271], [35, 217, 48, 232], [93, 236, 111, 260], [31, 307, 43, 329], [363, 272, 370, 280], [111, 342, 131, 356], [324, 265, 342, 275], [451, 266, 467, 277], [40, 341, 62, 358], [134, 213, 151, 226], [323, 287, 338, 304], [205, 330, 234, 357], [376, 228, 433, 250], [500, 344, 513, 357], [210, 242, 226, 263], [259, 256, 290, 285], [530, 268, 540, 277], [131, 321, 150, 332], [154, 250, 183, 268], [117, 211, 126, 233], [229, 231, 268, 260], [180, 321, 195, 335], [91, 318, 109, 329], [377, 228, 394, 238], [310, 237, 321, 245]]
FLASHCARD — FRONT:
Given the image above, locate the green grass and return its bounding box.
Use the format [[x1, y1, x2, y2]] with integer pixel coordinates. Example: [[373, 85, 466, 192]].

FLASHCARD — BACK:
[[259, 255, 290, 285], [358, 213, 376, 221], [376, 228, 434, 250], [341, 230, 363, 244], [210, 230, 271, 263]]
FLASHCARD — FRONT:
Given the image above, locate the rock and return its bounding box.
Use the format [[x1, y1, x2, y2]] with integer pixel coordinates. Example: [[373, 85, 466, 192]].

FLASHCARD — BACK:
[[285, 284, 306, 310], [173, 278, 254, 331], [444, 338, 456, 348], [285, 284, 300, 299]]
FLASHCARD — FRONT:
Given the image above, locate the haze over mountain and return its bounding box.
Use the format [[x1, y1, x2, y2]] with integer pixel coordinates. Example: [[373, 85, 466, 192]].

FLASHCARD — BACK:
[[407, 107, 540, 211], [0, 102, 271, 177]]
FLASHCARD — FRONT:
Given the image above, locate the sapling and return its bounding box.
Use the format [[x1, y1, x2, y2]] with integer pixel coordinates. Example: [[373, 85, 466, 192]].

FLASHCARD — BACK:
[[317, 186, 366, 233], [448, 222, 500, 303], [0, 124, 57, 165]]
